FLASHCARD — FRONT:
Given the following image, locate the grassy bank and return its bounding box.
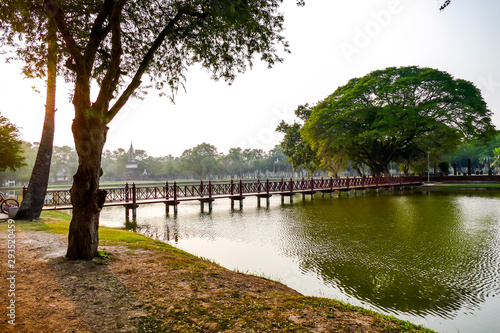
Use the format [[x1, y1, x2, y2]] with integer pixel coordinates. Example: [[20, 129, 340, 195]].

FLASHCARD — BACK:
[[3, 212, 435, 332], [421, 183, 500, 191]]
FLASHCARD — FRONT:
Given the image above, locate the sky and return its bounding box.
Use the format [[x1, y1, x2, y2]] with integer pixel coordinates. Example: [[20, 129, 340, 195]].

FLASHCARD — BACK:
[[1, 0, 500, 158]]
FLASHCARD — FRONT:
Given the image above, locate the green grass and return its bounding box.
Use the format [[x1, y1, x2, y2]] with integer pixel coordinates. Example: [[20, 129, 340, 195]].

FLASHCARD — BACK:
[[422, 183, 500, 190]]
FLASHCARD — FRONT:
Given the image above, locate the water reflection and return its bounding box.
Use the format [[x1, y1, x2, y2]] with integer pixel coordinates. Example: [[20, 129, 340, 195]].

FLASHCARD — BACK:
[[99, 190, 500, 333], [278, 192, 500, 318]]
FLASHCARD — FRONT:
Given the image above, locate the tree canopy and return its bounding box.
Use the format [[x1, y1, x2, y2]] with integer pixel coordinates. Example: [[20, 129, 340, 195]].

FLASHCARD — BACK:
[[1, 0, 302, 259], [302, 66, 496, 175], [276, 104, 321, 175], [0, 112, 25, 173]]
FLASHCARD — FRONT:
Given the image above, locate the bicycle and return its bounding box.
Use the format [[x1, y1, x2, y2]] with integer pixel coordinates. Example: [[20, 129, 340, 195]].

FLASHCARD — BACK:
[[0, 191, 19, 215]]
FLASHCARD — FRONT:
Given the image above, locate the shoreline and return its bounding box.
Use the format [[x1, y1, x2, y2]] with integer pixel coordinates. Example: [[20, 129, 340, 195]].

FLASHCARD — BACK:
[[0, 211, 434, 332]]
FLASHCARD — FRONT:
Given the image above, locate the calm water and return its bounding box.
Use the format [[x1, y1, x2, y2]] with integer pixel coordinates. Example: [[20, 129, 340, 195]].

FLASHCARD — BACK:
[[100, 190, 500, 333]]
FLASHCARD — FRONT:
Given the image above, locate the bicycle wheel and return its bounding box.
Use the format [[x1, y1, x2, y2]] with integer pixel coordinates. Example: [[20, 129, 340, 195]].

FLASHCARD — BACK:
[[1, 198, 19, 215]]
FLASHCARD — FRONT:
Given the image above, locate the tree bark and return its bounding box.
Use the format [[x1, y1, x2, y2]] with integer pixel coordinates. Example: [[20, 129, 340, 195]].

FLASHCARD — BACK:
[[15, 17, 57, 220], [65, 110, 108, 260]]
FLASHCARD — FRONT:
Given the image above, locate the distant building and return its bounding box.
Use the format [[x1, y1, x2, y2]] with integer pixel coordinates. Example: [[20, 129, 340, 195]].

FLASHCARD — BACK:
[[56, 169, 70, 184], [124, 143, 140, 180]]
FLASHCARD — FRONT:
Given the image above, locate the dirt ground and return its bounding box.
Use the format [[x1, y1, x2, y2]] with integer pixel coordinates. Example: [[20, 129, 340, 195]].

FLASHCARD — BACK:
[[0, 226, 431, 333]]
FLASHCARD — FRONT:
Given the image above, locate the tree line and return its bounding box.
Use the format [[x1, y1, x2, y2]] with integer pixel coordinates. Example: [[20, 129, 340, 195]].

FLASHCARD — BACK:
[[1, 141, 294, 185]]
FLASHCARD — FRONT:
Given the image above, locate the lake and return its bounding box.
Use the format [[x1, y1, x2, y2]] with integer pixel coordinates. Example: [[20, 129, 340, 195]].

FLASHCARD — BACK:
[[99, 189, 500, 333]]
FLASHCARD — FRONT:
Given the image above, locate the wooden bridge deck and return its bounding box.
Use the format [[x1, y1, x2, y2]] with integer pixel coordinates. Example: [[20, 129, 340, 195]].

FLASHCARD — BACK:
[[40, 176, 423, 213]]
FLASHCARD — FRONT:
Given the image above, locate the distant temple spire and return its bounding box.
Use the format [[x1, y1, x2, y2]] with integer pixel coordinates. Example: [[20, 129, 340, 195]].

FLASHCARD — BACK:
[[125, 142, 139, 180], [128, 142, 136, 163]]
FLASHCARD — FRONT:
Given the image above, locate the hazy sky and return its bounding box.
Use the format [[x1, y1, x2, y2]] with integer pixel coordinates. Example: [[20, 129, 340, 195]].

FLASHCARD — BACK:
[[1, 0, 499, 157]]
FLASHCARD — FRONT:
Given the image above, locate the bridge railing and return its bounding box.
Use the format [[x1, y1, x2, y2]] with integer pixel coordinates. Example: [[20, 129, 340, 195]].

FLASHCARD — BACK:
[[42, 175, 422, 208]]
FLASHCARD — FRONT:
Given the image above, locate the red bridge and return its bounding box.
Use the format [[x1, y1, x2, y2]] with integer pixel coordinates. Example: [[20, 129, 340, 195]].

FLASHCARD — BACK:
[[41, 175, 423, 216]]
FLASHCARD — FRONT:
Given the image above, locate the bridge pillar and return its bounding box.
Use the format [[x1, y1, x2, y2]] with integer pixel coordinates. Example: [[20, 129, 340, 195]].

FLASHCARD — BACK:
[[257, 196, 271, 207], [230, 198, 244, 210], [166, 203, 178, 215], [132, 206, 137, 220]]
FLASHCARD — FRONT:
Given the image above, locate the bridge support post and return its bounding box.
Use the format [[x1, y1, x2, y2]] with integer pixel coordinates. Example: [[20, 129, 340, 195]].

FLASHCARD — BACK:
[[132, 183, 137, 219], [230, 198, 244, 210], [200, 201, 212, 213]]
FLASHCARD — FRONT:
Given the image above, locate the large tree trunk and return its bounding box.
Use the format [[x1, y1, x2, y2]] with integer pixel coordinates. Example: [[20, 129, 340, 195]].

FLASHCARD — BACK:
[[65, 108, 108, 260], [15, 18, 57, 220]]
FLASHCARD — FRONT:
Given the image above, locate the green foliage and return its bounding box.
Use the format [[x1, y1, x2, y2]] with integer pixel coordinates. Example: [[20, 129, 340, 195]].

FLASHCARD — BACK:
[[276, 104, 321, 175], [1, 0, 296, 107], [180, 143, 221, 179], [97, 250, 111, 258], [0, 112, 25, 173], [302, 66, 496, 175], [1, 141, 36, 184], [446, 133, 500, 172], [438, 161, 450, 174]]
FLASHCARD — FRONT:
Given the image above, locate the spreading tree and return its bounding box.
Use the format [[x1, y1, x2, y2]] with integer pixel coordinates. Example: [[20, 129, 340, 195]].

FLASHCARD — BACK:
[[302, 66, 496, 175], [1, 0, 302, 259]]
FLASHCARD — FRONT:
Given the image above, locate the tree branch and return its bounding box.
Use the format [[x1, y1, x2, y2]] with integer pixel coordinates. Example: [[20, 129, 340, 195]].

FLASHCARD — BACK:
[[93, 0, 126, 111], [104, 10, 185, 124], [43, 0, 84, 74], [83, 0, 115, 78]]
